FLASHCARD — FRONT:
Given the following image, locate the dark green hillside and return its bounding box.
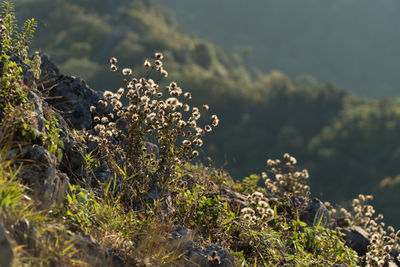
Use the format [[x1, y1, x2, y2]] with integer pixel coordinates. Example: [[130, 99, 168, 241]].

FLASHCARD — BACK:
[[157, 0, 400, 98], [12, 0, 400, 227]]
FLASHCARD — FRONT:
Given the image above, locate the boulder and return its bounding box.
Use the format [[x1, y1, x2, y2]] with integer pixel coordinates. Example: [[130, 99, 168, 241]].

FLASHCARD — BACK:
[[73, 235, 127, 267], [170, 226, 235, 267], [12, 145, 69, 208], [300, 198, 330, 227], [0, 221, 13, 267], [339, 226, 370, 256], [40, 74, 102, 130]]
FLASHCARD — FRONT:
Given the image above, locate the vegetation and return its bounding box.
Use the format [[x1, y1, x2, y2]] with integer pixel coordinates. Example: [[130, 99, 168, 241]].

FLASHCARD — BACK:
[[12, 0, 400, 229], [1, 1, 400, 266]]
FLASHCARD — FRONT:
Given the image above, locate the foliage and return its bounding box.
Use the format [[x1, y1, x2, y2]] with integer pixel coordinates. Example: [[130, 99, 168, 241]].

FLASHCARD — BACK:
[[89, 53, 219, 205], [2, 2, 400, 266], [0, 0, 36, 58]]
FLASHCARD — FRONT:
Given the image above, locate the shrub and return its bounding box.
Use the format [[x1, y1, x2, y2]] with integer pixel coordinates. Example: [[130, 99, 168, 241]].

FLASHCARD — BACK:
[[89, 52, 219, 204]]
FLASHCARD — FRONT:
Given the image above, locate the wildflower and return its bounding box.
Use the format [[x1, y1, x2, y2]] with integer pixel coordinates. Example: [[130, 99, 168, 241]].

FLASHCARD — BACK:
[[204, 125, 212, 132], [155, 52, 164, 60], [0, 25, 6, 34], [184, 92, 192, 99], [266, 208, 274, 217], [90, 106, 96, 112], [241, 207, 255, 215], [192, 150, 199, 157], [110, 64, 118, 72], [122, 68, 132, 75], [183, 104, 190, 112], [155, 60, 162, 68], [194, 138, 203, 147], [161, 68, 168, 77], [243, 214, 251, 220], [110, 57, 117, 64], [202, 104, 209, 111], [144, 59, 151, 68], [103, 91, 113, 99], [101, 117, 108, 124], [256, 207, 265, 214], [117, 88, 124, 95]]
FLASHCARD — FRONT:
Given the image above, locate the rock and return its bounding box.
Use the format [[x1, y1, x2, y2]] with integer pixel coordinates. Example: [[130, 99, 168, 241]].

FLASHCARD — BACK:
[[11, 220, 38, 251], [219, 186, 248, 210], [390, 248, 400, 266], [0, 221, 13, 267], [40, 75, 102, 130], [340, 226, 370, 256], [12, 145, 69, 208], [169, 226, 235, 267], [300, 198, 330, 227], [37, 53, 59, 79], [185, 244, 235, 267], [27, 88, 87, 184], [27, 90, 47, 134], [73, 235, 128, 267], [8, 52, 36, 88]]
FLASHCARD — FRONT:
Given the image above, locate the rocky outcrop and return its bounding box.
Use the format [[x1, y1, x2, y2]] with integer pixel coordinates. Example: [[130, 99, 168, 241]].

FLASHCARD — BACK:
[[40, 75, 102, 130], [10, 145, 69, 208], [73, 235, 127, 267], [0, 221, 13, 267], [339, 226, 370, 256], [171, 226, 236, 267], [300, 198, 330, 227]]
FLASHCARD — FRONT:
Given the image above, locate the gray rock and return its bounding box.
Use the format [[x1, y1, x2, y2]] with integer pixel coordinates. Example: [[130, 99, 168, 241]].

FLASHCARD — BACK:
[[13, 145, 69, 208], [0, 221, 13, 267], [169, 226, 235, 267], [27, 88, 87, 184], [219, 186, 248, 210], [300, 198, 330, 227], [73, 235, 128, 267], [185, 244, 235, 267], [37, 53, 59, 79], [12, 220, 38, 251], [27, 90, 47, 134], [8, 53, 36, 88], [41, 75, 101, 130], [390, 248, 400, 266], [339, 226, 370, 256]]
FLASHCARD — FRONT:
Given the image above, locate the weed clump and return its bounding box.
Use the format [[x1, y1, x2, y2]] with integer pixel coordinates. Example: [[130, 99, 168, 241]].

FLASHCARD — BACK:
[[89, 52, 219, 204]]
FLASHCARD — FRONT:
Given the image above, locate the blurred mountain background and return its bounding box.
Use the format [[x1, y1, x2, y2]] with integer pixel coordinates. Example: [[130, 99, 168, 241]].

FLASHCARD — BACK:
[[15, 0, 400, 226]]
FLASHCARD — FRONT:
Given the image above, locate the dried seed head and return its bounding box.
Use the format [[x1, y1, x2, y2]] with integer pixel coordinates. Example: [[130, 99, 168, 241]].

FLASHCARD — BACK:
[[122, 68, 132, 75], [155, 52, 164, 60], [117, 88, 124, 95], [155, 60, 162, 67], [144, 59, 151, 68], [161, 68, 168, 77], [110, 57, 118, 64]]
